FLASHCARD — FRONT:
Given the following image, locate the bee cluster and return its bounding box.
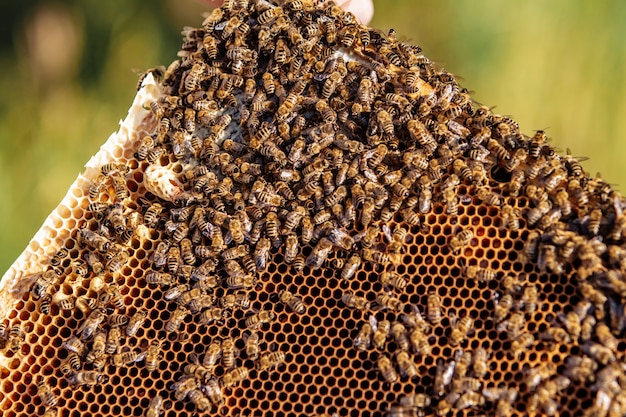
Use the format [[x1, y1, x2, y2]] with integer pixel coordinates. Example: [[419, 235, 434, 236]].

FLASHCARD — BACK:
[[1, 0, 626, 416]]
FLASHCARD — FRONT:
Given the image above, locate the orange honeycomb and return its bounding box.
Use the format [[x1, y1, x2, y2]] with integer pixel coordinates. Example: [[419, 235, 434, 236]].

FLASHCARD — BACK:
[[1, 1, 625, 417]]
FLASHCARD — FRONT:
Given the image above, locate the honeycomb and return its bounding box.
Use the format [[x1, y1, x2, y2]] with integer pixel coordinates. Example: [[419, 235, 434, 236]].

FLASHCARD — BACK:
[[1, 1, 626, 416]]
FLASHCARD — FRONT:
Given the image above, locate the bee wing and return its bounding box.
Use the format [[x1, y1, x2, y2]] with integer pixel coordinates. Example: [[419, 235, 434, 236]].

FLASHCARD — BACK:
[[368, 315, 378, 331]]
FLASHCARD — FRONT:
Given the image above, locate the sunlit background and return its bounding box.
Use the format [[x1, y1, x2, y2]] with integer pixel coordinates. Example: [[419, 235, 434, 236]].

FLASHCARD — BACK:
[[1, 0, 626, 274]]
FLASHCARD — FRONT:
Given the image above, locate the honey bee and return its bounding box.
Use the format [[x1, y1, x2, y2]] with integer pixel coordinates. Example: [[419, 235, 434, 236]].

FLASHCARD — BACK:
[[528, 130, 547, 158], [464, 265, 498, 283], [500, 204, 520, 231], [563, 355, 597, 383], [368, 317, 389, 350], [353, 318, 375, 352], [198, 307, 227, 326], [449, 315, 474, 346], [519, 284, 538, 314], [36, 378, 58, 408], [77, 308, 106, 340], [102, 325, 122, 355], [539, 326, 571, 347], [146, 395, 164, 417], [595, 322, 618, 352], [503, 311, 525, 340], [149, 242, 169, 269], [494, 293, 513, 323], [510, 332, 535, 358], [434, 358, 456, 396], [245, 310, 275, 329], [240, 332, 261, 361], [306, 237, 333, 269], [69, 370, 106, 387], [376, 293, 402, 312], [392, 350, 416, 380], [31, 270, 56, 300], [85, 330, 106, 364], [332, 252, 360, 280], [342, 291, 371, 311], [221, 336, 236, 369], [63, 336, 88, 358], [187, 389, 211, 412], [279, 289, 306, 314], [221, 366, 249, 389], [427, 291, 442, 325], [171, 376, 198, 401], [165, 306, 188, 333], [258, 350, 286, 372], [377, 355, 398, 384], [78, 228, 111, 252], [449, 229, 473, 254]]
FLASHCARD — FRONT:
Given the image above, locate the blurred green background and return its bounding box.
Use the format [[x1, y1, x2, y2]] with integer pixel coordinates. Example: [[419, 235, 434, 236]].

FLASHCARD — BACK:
[[2, 0, 626, 274]]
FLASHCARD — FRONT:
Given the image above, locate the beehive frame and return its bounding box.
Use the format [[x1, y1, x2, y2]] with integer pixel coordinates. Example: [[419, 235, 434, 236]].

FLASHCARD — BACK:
[[1, 1, 625, 416]]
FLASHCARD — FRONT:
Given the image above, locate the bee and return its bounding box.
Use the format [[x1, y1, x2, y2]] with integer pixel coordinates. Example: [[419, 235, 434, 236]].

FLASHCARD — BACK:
[[342, 291, 370, 311], [376, 293, 402, 312], [378, 271, 407, 291], [63, 336, 88, 358], [507, 169, 525, 197], [31, 270, 56, 300], [187, 389, 210, 412], [377, 355, 398, 383], [69, 370, 106, 387], [434, 358, 456, 396], [394, 350, 417, 380], [564, 355, 598, 383], [354, 318, 375, 352], [427, 291, 442, 325], [476, 186, 501, 206], [539, 327, 572, 345], [77, 308, 106, 340], [520, 284, 539, 314], [173, 238, 196, 267], [391, 322, 410, 352], [240, 332, 261, 361], [103, 283, 125, 309], [144, 203, 163, 227], [145, 271, 174, 287], [449, 315, 473, 346], [200, 377, 223, 407], [595, 322, 618, 352], [306, 237, 333, 269], [164, 283, 189, 302], [172, 376, 198, 401], [36, 378, 58, 408], [522, 231, 540, 263], [371, 318, 390, 350], [138, 339, 161, 373], [165, 306, 188, 333], [529, 130, 547, 158], [456, 391, 485, 411], [167, 246, 181, 274], [146, 395, 164, 417], [78, 228, 110, 252], [150, 242, 169, 269], [104, 325, 122, 355], [221, 366, 249, 389], [510, 332, 535, 358], [504, 311, 525, 340], [464, 265, 498, 283], [449, 229, 473, 254], [198, 307, 227, 326], [218, 336, 236, 370], [85, 331, 107, 364], [500, 204, 520, 231], [407, 119, 437, 154], [258, 351, 286, 372], [40, 294, 52, 314], [245, 310, 275, 329], [279, 289, 306, 314]]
